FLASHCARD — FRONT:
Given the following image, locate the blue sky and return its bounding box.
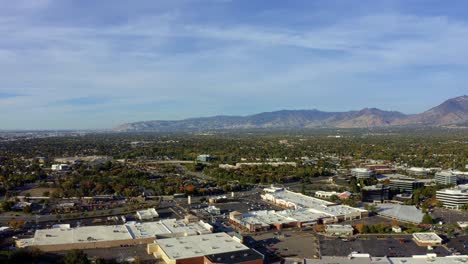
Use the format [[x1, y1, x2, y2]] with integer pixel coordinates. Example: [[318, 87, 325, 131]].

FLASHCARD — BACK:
[[0, 0, 467, 129]]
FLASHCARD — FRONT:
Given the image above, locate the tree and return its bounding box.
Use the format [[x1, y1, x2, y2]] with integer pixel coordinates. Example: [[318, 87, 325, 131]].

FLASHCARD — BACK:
[[8, 220, 26, 230], [329, 195, 339, 202], [422, 213, 435, 224], [62, 250, 90, 264], [355, 223, 368, 234], [22, 205, 32, 214]]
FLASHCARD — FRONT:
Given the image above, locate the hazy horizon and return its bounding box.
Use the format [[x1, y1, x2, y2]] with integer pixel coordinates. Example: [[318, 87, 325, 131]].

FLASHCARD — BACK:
[[1, 0, 468, 130]]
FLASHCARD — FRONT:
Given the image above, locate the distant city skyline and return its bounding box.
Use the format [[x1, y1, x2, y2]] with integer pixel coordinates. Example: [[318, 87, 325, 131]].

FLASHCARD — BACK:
[[1, 0, 467, 129]]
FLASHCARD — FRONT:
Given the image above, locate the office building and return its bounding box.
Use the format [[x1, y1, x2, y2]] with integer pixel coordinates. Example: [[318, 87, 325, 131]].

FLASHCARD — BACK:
[[351, 168, 373, 179], [436, 184, 468, 210], [389, 178, 424, 193], [361, 184, 391, 203], [434, 171, 458, 185]]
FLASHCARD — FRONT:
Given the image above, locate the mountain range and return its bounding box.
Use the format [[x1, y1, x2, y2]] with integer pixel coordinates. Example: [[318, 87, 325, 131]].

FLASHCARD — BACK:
[[113, 95, 468, 132]]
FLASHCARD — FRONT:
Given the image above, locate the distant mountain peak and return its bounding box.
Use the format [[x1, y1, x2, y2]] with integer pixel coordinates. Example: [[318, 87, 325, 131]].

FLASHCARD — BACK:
[[113, 96, 468, 131]]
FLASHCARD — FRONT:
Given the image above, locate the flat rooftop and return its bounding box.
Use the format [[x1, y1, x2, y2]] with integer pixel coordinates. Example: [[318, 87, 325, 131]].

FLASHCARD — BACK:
[[376, 204, 424, 224], [18, 225, 132, 247], [412, 233, 442, 242], [264, 189, 366, 217], [314, 256, 390, 264], [156, 232, 248, 260], [17, 219, 212, 247], [388, 256, 468, 264], [239, 208, 330, 227]]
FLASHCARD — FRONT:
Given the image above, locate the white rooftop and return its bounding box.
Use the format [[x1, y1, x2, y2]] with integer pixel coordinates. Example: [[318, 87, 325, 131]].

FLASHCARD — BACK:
[[18, 225, 132, 247], [17, 219, 212, 248], [264, 189, 366, 217], [437, 184, 468, 195], [389, 255, 468, 264], [156, 232, 248, 260], [412, 233, 443, 242]]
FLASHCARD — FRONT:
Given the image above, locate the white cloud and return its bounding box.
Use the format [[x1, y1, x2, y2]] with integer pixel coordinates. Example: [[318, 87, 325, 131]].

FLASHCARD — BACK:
[[0, 2, 467, 129]]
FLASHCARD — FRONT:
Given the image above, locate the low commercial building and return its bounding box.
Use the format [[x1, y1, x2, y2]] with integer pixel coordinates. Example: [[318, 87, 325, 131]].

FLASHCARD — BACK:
[[376, 204, 424, 224], [436, 184, 468, 210], [209, 195, 228, 204], [16, 219, 213, 252], [412, 233, 443, 246], [361, 184, 390, 203], [351, 168, 373, 179], [230, 209, 330, 232], [51, 164, 70, 171], [407, 167, 429, 177], [197, 154, 214, 162], [392, 226, 402, 233], [434, 171, 458, 185], [315, 191, 339, 199], [315, 191, 351, 200], [233, 189, 367, 232], [147, 232, 263, 264], [325, 224, 354, 237], [262, 189, 368, 222], [235, 162, 297, 168], [136, 208, 159, 221]]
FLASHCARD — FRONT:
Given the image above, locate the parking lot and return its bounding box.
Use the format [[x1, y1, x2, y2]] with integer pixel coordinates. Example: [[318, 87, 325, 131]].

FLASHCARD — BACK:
[[319, 234, 450, 257], [446, 235, 468, 255], [248, 230, 320, 259], [431, 208, 468, 225]]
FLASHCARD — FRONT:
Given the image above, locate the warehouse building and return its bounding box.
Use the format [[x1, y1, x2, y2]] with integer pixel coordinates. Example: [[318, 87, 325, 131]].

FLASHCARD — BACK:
[[147, 232, 263, 264], [375, 203, 424, 224], [16, 219, 212, 252]]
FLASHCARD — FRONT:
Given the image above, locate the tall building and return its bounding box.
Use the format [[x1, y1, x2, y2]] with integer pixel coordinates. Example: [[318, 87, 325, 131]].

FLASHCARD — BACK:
[[389, 178, 424, 193], [436, 184, 468, 210], [351, 168, 373, 179], [435, 171, 458, 185], [361, 184, 391, 203]]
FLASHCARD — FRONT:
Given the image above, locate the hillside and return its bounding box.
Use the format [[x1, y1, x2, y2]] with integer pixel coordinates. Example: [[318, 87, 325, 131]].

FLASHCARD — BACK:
[[113, 96, 468, 132]]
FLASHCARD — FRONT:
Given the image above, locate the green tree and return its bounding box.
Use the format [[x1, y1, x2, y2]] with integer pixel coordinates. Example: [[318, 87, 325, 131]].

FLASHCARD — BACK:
[[422, 213, 435, 224], [63, 250, 90, 264]]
